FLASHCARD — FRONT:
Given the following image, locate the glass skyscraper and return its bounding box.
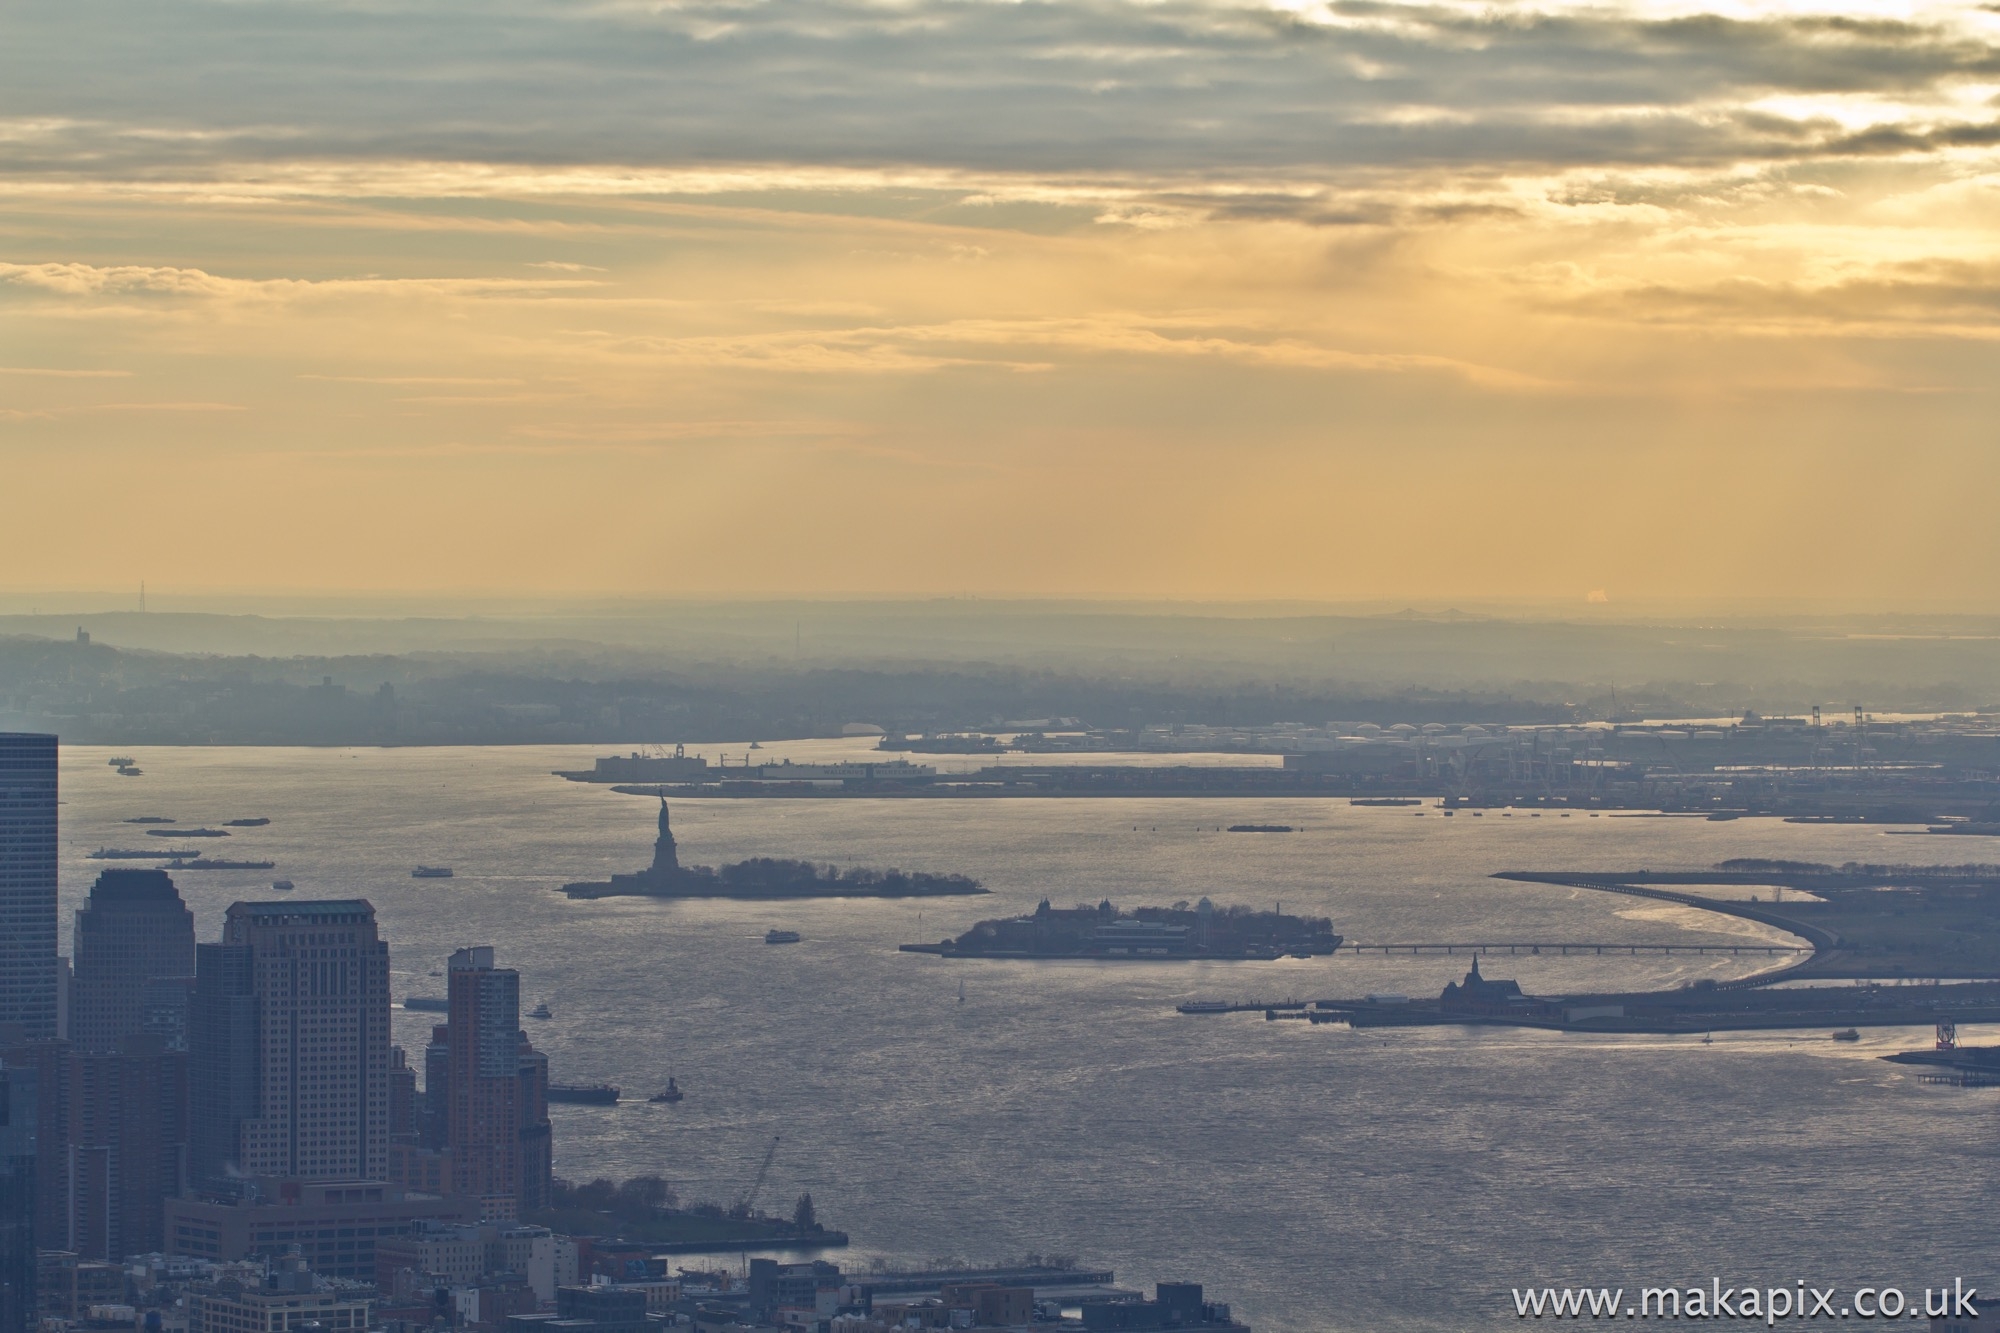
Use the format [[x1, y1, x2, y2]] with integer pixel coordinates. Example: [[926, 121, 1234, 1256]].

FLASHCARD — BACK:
[[0, 735, 58, 1042]]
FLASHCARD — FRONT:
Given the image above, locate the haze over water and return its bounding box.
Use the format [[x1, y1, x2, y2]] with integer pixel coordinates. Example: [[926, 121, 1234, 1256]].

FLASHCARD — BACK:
[[57, 744, 1999, 1331]]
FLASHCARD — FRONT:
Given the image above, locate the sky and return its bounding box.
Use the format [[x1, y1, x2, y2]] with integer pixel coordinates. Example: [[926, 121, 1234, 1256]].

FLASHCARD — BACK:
[[2, 0, 1997, 605]]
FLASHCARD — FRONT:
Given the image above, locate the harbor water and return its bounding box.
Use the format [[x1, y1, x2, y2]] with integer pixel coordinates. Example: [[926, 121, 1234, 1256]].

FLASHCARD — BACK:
[[54, 744, 2000, 1331]]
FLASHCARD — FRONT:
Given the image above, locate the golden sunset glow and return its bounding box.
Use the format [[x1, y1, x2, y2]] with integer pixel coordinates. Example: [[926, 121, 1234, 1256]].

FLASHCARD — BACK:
[[4, 0, 1998, 602]]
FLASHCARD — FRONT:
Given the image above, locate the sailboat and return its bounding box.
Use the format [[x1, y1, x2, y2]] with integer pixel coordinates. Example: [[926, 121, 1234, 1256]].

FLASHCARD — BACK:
[[957, 980, 966, 1005]]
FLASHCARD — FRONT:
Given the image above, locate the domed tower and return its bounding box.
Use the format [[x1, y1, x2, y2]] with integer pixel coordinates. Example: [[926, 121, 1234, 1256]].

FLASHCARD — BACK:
[[649, 799, 681, 880]]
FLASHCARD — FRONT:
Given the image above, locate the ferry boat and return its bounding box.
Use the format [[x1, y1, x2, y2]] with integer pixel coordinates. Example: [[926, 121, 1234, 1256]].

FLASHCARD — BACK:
[[404, 996, 450, 1013], [529, 1002, 553, 1020], [412, 866, 454, 879], [1832, 1028, 1861, 1042], [108, 756, 134, 767], [547, 1083, 620, 1106], [272, 880, 295, 891], [1177, 1000, 1232, 1014], [648, 1078, 684, 1104], [764, 929, 802, 944], [117, 766, 142, 777], [226, 818, 271, 827]]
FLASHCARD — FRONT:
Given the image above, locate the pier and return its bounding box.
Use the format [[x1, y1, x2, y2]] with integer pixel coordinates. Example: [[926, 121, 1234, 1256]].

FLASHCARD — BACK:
[[1338, 941, 1806, 957]]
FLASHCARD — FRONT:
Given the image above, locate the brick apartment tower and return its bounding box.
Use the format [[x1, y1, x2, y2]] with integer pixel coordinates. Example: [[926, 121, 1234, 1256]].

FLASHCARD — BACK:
[[192, 901, 391, 1182], [438, 948, 551, 1213], [446, 947, 520, 1209]]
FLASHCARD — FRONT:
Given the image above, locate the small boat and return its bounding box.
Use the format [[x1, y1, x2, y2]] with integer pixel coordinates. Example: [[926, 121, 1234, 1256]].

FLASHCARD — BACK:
[[649, 1078, 684, 1104], [1832, 1028, 1861, 1042], [271, 880, 295, 891], [546, 1083, 620, 1105], [764, 929, 801, 944], [123, 816, 174, 824], [412, 866, 454, 879], [225, 818, 271, 827], [117, 767, 142, 777], [529, 1002, 553, 1020], [108, 757, 134, 767]]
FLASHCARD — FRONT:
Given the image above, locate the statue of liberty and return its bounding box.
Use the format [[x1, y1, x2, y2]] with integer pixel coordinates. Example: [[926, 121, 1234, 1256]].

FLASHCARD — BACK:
[[649, 798, 680, 880]]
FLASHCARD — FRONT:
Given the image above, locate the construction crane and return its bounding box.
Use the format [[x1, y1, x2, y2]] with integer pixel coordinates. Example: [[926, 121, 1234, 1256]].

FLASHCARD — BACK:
[[736, 1135, 780, 1215]]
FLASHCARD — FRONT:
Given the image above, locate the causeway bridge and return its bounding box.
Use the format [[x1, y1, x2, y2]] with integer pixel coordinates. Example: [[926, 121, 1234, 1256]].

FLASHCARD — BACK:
[[1339, 941, 1806, 957]]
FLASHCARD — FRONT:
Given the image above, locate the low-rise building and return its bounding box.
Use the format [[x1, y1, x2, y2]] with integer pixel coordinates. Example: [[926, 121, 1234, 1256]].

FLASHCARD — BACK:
[[165, 1179, 478, 1280], [186, 1254, 373, 1333]]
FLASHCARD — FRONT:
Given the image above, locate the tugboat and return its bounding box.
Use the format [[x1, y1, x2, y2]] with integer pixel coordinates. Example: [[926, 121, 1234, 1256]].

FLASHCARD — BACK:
[[412, 866, 454, 879], [649, 1078, 684, 1104], [529, 1002, 553, 1020], [764, 929, 802, 944]]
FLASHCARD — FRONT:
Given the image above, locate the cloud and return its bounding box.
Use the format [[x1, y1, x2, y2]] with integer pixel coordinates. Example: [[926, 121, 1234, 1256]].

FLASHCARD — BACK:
[[1, 0, 1997, 193]]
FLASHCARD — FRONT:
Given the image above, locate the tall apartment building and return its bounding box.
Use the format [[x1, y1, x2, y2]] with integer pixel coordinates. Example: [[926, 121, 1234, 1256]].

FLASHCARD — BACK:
[[0, 735, 58, 1042], [427, 950, 551, 1214], [0, 1062, 38, 1333], [71, 869, 196, 1054], [446, 948, 519, 1211], [189, 902, 392, 1184]]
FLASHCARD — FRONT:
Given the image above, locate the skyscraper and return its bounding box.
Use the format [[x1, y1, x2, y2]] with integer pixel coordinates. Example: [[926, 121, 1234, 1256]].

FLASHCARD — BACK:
[[189, 943, 258, 1190], [0, 1062, 37, 1333], [71, 869, 196, 1054], [190, 901, 392, 1183], [516, 1037, 551, 1211], [62, 1035, 187, 1261], [445, 947, 520, 1210], [0, 736, 58, 1042], [430, 948, 551, 1213]]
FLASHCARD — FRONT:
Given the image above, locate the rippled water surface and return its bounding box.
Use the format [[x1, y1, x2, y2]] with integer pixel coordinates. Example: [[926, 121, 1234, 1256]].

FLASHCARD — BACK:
[[54, 744, 2000, 1331]]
